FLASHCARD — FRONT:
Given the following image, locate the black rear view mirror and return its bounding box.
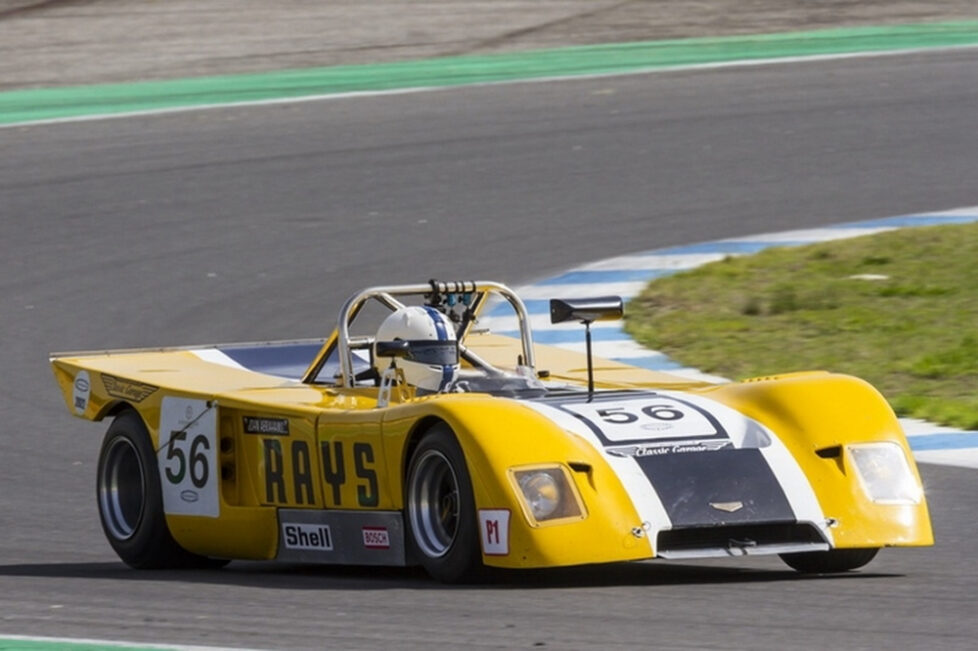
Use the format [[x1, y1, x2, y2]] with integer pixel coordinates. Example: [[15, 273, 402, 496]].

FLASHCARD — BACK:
[[548, 296, 624, 399]]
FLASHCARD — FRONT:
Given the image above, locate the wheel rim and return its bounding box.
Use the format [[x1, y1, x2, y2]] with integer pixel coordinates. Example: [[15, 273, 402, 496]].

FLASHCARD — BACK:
[[408, 449, 460, 558], [98, 436, 146, 541]]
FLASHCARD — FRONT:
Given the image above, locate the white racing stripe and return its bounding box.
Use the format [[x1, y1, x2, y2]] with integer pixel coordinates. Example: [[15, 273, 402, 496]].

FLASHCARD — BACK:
[[9, 45, 978, 130], [666, 391, 831, 544], [522, 400, 671, 545], [191, 348, 250, 371], [523, 390, 831, 554]]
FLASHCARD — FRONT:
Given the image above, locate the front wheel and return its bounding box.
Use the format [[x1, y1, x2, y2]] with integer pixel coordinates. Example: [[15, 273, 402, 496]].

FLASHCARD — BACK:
[[405, 424, 482, 583], [97, 410, 223, 569], [780, 548, 879, 573]]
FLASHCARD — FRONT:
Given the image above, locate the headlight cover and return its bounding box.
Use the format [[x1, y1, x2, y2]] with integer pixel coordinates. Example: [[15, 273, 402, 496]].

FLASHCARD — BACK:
[[510, 465, 585, 526], [848, 442, 923, 504]]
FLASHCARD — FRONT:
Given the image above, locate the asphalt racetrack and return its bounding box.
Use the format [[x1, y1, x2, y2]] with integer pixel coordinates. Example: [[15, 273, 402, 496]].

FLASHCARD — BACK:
[[2, 49, 978, 649]]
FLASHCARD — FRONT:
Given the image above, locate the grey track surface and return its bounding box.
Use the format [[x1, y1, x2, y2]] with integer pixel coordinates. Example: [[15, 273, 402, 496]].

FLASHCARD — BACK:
[[0, 0, 976, 88], [2, 48, 977, 649]]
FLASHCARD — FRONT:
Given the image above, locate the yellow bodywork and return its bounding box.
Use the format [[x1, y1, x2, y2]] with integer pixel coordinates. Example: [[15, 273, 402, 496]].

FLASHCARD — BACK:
[[51, 330, 932, 570], [703, 373, 932, 548]]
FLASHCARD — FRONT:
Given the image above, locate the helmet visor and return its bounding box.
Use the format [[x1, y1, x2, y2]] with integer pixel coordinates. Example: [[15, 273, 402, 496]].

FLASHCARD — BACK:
[[404, 340, 459, 366]]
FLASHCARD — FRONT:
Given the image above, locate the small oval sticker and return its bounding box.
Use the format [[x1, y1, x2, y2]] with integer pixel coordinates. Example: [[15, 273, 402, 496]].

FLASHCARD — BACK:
[[180, 490, 199, 503], [72, 371, 91, 415]]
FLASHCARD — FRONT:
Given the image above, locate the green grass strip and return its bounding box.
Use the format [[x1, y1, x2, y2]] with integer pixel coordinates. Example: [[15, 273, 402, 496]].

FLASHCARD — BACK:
[[625, 222, 978, 429], [2, 21, 978, 125]]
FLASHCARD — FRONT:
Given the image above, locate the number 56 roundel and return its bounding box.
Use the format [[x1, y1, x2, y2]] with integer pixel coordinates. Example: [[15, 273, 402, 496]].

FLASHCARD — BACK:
[[157, 397, 219, 518]]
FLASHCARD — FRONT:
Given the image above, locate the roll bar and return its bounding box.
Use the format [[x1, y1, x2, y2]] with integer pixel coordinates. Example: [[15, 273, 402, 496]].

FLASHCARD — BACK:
[[334, 281, 536, 388]]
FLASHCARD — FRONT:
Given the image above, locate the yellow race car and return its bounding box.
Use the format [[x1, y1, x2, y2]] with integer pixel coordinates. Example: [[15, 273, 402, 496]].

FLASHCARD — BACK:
[[51, 280, 932, 582]]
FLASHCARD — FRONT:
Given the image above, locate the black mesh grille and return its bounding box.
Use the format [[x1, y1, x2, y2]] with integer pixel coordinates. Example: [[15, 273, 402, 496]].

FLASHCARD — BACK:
[[657, 522, 826, 553]]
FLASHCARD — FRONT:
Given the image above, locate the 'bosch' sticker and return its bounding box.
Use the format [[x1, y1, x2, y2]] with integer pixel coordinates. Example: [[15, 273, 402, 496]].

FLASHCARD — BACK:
[[362, 526, 390, 549]]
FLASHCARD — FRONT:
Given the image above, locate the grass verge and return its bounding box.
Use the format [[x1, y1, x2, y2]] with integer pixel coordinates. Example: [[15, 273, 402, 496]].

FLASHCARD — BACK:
[[624, 222, 978, 429]]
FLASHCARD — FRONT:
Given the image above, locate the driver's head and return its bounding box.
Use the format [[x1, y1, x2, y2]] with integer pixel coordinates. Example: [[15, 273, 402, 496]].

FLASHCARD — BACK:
[[374, 306, 459, 392]]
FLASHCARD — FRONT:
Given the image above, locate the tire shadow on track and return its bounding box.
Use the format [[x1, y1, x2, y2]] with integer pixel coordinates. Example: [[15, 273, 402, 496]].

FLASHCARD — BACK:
[[0, 560, 899, 590]]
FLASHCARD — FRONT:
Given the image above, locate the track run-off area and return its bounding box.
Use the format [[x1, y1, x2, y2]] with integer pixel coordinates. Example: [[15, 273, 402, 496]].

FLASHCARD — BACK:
[[2, 22, 978, 651], [1, 21, 977, 126]]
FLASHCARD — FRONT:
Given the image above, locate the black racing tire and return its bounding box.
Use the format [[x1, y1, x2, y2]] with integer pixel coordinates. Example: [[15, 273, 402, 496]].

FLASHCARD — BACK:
[[780, 548, 880, 573], [96, 410, 226, 569], [404, 424, 483, 583]]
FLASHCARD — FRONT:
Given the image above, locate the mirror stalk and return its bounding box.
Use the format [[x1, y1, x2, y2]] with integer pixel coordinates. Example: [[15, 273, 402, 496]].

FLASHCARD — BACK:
[[549, 296, 624, 402]]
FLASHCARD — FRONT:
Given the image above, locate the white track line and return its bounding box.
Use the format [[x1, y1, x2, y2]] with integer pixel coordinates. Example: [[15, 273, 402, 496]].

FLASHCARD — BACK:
[[5, 44, 978, 129]]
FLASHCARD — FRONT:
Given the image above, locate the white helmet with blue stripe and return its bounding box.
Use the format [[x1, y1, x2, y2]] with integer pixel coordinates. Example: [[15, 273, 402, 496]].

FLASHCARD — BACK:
[[375, 306, 459, 392]]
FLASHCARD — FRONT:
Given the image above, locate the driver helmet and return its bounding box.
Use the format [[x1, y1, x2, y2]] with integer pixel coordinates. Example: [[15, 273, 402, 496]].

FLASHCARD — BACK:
[[374, 306, 459, 392]]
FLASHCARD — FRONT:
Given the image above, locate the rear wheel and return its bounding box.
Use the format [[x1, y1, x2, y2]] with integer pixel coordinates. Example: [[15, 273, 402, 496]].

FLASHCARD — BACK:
[[405, 424, 482, 583], [97, 410, 225, 569], [780, 548, 879, 573]]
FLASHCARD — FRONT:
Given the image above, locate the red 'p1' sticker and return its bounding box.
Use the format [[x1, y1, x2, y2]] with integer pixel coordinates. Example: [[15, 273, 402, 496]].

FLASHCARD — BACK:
[[478, 509, 510, 555]]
